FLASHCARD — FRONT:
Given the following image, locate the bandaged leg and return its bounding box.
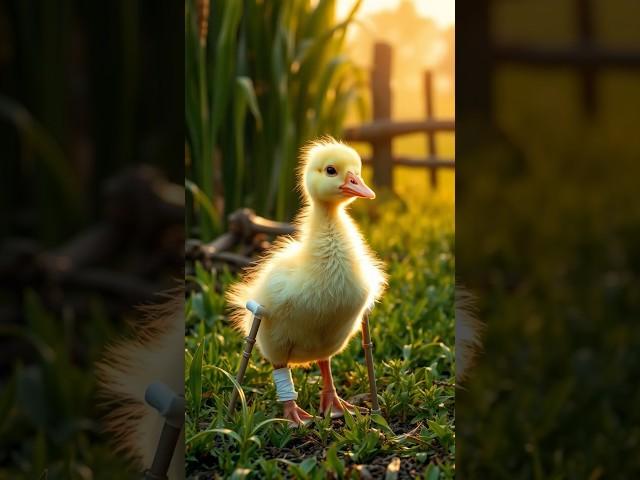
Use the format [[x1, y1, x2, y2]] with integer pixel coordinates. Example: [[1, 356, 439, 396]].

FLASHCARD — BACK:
[[272, 365, 313, 426], [273, 367, 298, 402]]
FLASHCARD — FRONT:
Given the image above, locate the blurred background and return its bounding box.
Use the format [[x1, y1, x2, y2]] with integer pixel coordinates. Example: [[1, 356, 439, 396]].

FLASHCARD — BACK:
[[0, 1, 182, 478], [184, 0, 455, 478], [457, 0, 640, 478], [185, 0, 455, 241]]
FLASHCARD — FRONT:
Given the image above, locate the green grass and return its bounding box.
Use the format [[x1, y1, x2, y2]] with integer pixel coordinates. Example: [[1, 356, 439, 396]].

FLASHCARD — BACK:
[[457, 126, 640, 478], [0, 292, 137, 479], [184, 181, 455, 479]]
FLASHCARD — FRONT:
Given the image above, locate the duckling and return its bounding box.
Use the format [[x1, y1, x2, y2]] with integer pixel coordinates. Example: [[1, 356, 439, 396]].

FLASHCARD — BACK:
[[227, 138, 386, 424]]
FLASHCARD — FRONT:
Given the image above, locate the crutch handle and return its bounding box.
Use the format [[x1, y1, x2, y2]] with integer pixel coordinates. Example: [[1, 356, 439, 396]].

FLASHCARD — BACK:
[[143, 382, 184, 480], [246, 300, 267, 317], [145, 382, 185, 428]]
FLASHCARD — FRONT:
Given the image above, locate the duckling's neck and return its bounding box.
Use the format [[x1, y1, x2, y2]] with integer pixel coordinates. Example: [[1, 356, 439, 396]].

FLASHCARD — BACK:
[[304, 201, 344, 230], [299, 201, 355, 252]]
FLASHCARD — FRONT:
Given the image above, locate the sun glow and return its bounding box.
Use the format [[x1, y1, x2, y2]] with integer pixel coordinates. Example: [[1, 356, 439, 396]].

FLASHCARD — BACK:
[[337, 0, 454, 28]]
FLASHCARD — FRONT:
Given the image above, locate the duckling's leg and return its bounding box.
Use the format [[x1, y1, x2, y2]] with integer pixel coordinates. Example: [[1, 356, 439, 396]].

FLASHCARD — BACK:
[[273, 364, 314, 426], [318, 359, 356, 418]]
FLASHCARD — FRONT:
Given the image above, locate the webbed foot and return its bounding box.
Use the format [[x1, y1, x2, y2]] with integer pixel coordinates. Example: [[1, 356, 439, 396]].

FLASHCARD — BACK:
[[282, 400, 315, 427], [320, 390, 357, 418]]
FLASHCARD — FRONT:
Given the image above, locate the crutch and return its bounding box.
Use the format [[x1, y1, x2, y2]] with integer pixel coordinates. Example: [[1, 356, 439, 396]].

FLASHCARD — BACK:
[[361, 311, 381, 414], [143, 382, 184, 480], [228, 300, 266, 416]]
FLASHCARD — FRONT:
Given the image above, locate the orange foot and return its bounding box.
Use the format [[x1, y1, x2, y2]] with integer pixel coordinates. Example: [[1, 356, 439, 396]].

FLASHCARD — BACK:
[[320, 390, 357, 418], [282, 400, 315, 427]]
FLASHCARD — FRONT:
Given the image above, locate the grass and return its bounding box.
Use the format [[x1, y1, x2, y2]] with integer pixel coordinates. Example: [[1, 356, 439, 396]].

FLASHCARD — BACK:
[[0, 292, 137, 479], [184, 174, 455, 479], [457, 125, 640, 478]]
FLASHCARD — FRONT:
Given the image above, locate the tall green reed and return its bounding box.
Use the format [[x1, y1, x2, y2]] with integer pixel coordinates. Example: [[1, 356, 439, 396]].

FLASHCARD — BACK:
[[185, 0, 367, 240]]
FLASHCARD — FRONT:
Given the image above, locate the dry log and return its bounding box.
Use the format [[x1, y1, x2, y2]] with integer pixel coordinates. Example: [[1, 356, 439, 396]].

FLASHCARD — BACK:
[[228, 209, 296, 238]]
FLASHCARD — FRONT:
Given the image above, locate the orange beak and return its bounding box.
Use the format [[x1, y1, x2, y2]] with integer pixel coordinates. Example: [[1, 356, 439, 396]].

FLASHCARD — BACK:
[[339, 172, 376, 199]]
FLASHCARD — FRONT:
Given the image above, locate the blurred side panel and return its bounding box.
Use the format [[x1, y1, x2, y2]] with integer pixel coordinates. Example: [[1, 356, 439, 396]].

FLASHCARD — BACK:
[[0, 1, 184, 478], [457, 0, 640, 478]]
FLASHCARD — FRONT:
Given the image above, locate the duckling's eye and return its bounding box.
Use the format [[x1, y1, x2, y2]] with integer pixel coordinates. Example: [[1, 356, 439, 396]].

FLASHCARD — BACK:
[[325, 165, 337, 176]]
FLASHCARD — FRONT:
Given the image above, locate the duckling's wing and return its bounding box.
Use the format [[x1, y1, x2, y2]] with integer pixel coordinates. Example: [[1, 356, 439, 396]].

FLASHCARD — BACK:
[[226, 237, 302, 333]]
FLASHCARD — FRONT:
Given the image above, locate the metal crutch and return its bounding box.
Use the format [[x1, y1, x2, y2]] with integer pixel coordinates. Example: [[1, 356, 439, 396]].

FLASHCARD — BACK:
[[361, 311, 381, 414], [143, 382, 185, 480], [228, 300, 266, 416]]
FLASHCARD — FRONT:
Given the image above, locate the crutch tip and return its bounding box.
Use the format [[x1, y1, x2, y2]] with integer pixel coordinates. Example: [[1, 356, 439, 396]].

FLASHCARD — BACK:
[[246, 299, 266, 317]]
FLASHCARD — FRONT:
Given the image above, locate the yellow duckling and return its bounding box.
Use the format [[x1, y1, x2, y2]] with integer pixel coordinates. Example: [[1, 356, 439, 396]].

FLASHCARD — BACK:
[[227, 138, 386, 424]]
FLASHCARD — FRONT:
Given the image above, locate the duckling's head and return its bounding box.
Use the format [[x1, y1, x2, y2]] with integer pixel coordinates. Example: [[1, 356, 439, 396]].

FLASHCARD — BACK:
[[299, 139, 375, 207]]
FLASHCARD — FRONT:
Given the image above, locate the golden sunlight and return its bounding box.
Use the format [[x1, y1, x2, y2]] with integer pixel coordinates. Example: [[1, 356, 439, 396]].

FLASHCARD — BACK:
[[337, 0, 454, 27], [339, 0, 455, 120], [337, 0, 455, 185]]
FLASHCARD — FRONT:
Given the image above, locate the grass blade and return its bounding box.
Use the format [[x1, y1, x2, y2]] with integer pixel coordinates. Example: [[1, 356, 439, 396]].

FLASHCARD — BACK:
[[188, 427, 242, 445], [185, 179, 219, 236], [188, 339, 205, 420]]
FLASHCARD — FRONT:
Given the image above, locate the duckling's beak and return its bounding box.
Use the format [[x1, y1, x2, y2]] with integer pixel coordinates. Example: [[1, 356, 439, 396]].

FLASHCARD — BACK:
[[340, 172, 376, 199]]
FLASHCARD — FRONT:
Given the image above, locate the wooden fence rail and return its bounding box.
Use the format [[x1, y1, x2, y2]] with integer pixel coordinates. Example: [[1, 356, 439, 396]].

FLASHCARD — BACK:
[[492, 0, 640, 115], [343, 42, 455, 189]]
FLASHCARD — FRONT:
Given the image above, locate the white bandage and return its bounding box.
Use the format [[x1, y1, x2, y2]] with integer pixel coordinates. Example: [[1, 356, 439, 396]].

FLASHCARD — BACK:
[[272, 367, 298, 402]]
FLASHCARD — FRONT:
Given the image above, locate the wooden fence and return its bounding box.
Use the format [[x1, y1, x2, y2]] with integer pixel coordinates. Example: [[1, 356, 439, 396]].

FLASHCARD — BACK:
[[343, 42, 455, 189], [492, 0, 640, 116]]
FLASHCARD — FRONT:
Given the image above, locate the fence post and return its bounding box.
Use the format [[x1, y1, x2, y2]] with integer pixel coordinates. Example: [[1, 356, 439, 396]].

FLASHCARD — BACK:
[[577, 0, 596, 115], [424, 70, 438, 189], [371, 42, 393, 189]]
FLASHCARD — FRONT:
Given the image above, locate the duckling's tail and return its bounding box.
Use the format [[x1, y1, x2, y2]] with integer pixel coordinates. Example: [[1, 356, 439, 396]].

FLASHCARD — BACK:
[[225, 279, 254, 335], [96, 289, 184, 479]]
